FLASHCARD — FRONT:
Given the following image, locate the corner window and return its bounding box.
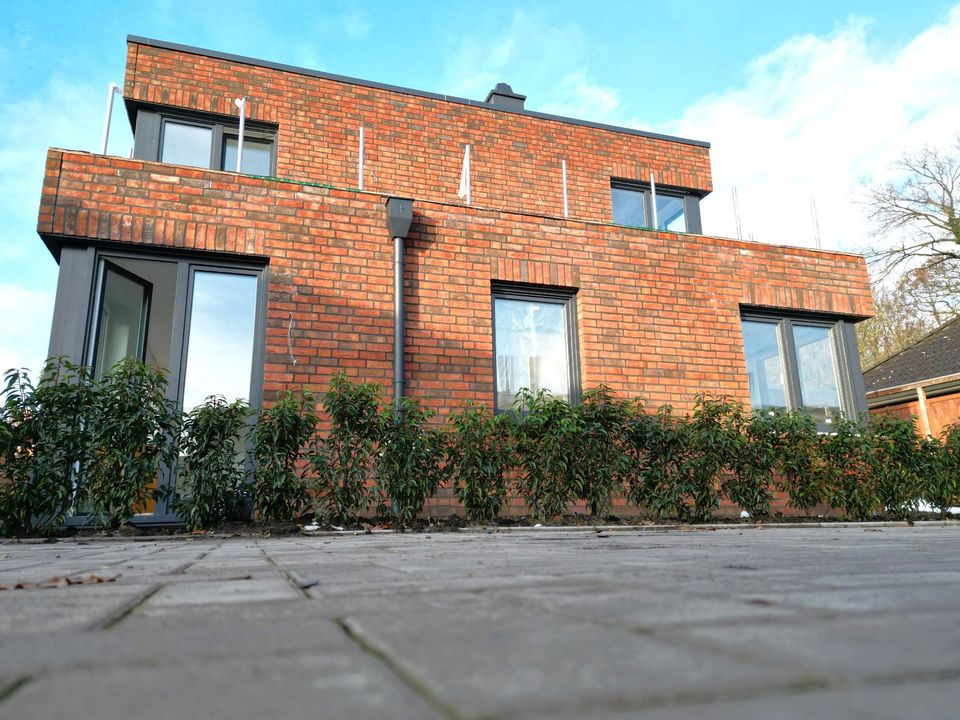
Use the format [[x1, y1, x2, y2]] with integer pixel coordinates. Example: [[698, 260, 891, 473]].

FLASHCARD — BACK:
[[492, 283, 580, 411], [135, 108, 276, 175], [611, 180, 701, 233], [741, 311, 864, 426]]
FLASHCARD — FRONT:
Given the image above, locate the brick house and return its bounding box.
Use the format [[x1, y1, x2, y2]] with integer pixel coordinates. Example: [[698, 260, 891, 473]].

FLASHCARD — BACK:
[[37, 37, 873, 519]]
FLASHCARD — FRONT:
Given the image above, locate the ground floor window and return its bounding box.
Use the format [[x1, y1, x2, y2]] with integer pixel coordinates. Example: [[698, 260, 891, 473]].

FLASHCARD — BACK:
[[491, 283, 579, 411], [740, 310, 866, 426]]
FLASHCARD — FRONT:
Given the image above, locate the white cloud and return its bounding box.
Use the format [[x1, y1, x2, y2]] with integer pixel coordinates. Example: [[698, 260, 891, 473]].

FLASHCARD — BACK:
[[340, 7, 371, 41], [0, 73, 128, 374], [441, 10, 598, 105], [0, 284, 54, 376], [539, 71, 624, 121], [665, 8, 960, 254], [0, 76, 131, 264]]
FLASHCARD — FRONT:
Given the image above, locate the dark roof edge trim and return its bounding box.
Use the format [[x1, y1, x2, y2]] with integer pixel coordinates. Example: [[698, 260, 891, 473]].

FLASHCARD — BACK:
[[126, 35, 711, 149]]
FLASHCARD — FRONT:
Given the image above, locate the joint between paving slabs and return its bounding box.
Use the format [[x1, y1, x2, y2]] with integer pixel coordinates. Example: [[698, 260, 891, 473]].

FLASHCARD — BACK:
[[490, 589, 830, 679], [505, 667, 960, 719], [0, 675, 32, 708], [257, 546, 314, 599], [170, 547, 214, 575], [89, 582, 165, 631], [335, 616, 467, 720]]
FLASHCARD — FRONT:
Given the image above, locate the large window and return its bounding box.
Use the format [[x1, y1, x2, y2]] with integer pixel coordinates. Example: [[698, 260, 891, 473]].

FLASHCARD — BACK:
[[611, 180, 702, 233], [492, 283, 580, 411], [134, 108, 276, 175], [741, 311, 866, 425]]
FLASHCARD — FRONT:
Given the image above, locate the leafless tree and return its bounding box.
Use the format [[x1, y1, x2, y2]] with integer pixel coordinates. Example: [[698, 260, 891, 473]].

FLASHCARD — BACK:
[[856, 278, 936, 368], [864, 137, 960, 287], [858, 139, 960, 366]]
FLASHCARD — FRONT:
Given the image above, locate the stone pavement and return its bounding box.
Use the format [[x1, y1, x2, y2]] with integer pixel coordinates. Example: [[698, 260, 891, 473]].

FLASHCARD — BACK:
[[1, 524, 959, 719]]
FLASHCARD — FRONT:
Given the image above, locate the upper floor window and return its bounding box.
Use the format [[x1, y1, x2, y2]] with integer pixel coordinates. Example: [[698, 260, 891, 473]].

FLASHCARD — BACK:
[[492, 283, 580, 412], [134, 108, 276, 176], [740, 310, 866, 427], [611, 180, 702, 234]]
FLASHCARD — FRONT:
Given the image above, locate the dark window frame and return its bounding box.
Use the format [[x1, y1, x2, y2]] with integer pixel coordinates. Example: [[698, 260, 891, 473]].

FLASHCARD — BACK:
[[740, 308, 867, 428], [491, 281, 581, 412], [610, 178, 703, 234], [133, 106, 278, 176]]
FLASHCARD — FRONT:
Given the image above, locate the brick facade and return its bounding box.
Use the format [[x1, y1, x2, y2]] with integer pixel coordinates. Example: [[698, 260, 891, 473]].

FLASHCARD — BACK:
[[39, 148, 872, 413], [122, 39, 712, 222], [38, 38, 874, 517]]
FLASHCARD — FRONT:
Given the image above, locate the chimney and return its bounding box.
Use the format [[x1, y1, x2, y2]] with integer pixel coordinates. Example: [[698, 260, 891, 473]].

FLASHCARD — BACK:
[[484, 83, 526, 110]]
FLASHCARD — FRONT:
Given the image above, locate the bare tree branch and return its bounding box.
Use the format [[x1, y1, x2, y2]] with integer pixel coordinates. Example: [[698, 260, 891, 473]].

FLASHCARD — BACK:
[[863, 136, 960, 280]]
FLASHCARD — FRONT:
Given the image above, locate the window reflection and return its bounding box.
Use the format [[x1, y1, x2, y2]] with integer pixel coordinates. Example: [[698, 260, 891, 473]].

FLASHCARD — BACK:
[[182, 272, 257, 411], [611, 187, 646, 226], [160, 122, 212, 168], [611, 185, 687, 231], [793, 324, 841, 422], [741, 320, 787, 412], [656, 195, 686, 232], [494, 297, 570, 410], [222, 137, 272, 175], [93, 265, 150, 380]]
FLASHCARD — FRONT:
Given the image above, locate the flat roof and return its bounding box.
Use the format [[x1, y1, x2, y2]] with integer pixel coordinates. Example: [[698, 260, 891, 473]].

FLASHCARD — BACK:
[[127, 35, 711, 150]]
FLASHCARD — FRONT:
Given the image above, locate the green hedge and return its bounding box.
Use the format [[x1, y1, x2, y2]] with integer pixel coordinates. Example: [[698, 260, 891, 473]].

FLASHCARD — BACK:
[[2, 363, 959, 534]]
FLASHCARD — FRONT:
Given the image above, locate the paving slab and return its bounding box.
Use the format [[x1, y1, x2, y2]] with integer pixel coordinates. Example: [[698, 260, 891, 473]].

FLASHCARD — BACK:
[[0, 582, 156, 635], [2, 650, 443, 720], [0, 525, 959, 719]]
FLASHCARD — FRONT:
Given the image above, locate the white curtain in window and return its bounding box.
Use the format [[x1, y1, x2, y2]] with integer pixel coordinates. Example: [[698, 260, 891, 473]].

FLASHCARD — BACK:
[[494, 298, 569, 407]]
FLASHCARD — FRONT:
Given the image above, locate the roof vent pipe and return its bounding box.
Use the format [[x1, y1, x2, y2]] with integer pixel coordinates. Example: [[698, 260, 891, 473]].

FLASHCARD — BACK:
[[385, 197, 414, 418], [484, 83, 526, 110]]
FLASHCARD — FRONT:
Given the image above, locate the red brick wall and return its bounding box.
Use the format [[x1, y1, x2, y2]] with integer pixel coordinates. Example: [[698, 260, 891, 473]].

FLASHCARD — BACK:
[[123, 40, 712, 223], [39, 149, 873, 419]]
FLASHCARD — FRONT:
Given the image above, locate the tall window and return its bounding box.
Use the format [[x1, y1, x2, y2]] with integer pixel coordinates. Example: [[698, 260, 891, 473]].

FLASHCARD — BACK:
[[741, 311, 865, 426], [611, 180, 701, 233], [492, 284, 579, 411]]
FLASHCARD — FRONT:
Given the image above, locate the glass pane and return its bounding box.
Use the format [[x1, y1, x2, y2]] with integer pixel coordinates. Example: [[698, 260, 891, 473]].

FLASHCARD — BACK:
[[656, 195, 686, 232], [741, 320, 787, 412], [161, 122, 212, 168], [611, 187, 646, 226], [793, 324, 842, 423], [94, 266, 149, 380], [222, 137, 272, 175], [494, 297, 570, 410], [182, 272, 257, 412]]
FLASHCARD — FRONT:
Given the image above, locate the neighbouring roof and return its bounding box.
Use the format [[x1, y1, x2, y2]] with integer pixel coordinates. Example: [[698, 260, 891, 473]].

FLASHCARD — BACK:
[[864, 315, 960, 393]]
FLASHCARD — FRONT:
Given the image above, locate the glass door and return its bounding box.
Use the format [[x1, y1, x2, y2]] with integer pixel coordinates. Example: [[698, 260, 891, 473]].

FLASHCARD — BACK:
[[90, 261, 152, 379]]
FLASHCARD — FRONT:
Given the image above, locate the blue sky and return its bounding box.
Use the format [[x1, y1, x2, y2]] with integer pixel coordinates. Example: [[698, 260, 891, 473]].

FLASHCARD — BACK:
[[2, 0, 959, 373]]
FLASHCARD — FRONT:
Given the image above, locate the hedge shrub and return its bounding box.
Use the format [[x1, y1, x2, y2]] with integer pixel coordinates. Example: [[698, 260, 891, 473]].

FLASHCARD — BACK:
[[3, 364, 960, 534]]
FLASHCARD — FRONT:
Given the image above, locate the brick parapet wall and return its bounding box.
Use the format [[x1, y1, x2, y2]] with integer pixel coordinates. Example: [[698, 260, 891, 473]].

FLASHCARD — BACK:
[[39, 149, 874, 421], [123, 40, 713, 223]]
